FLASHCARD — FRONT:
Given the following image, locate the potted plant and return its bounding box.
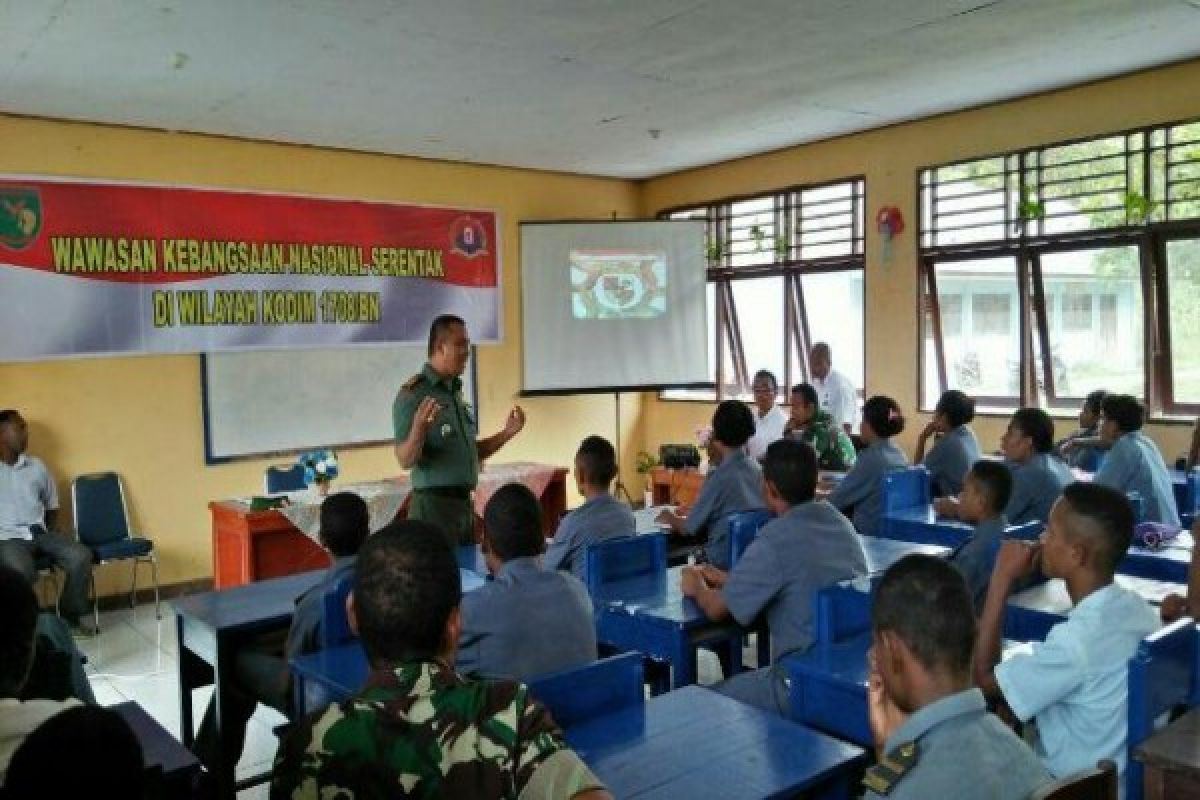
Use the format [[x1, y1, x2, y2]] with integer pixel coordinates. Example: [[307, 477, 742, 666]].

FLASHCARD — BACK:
[[636, 450, 659, 507]]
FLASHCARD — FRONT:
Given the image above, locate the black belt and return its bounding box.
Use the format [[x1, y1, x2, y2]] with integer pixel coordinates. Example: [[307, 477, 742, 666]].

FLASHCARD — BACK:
[[415, 486, 472, 499]]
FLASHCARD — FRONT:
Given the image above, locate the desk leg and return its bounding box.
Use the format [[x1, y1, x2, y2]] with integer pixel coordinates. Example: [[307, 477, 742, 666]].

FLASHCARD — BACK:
[[213, 636, 235, 800], [670, 634, 696, 689], [176, 615, 195, 748]]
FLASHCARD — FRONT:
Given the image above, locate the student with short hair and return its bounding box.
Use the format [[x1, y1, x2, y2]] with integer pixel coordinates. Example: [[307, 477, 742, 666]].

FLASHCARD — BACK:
[[658, 400, 763, 568], [1056, 389, 1109, 471], [827, 395, 909, 535], [863, 555, 1051, 799], [544, 436, 635, 582], [194, 492, 370, 773], [914, 389, 981, 497], [938, 408, 1072, 526], [945, 460, 1013, 611], [746, 370, 788, 461], [682, 438, 867, 714], [458, 483, 597, 682], [972, 483, 1159, 784], [272, 520, 611, 800], [1093, 394, 1180, 526], [783, 382, 857, 471], [0, 565, 80, 784]]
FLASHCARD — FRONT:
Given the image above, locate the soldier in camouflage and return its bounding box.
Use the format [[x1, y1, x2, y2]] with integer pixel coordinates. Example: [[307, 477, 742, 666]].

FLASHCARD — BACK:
[[271, 519, 609, 800], [785, 383, 858, 471]]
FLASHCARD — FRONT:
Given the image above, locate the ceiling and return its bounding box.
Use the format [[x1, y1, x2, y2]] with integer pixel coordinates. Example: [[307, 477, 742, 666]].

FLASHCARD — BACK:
[[2, 0, 1199, 179]]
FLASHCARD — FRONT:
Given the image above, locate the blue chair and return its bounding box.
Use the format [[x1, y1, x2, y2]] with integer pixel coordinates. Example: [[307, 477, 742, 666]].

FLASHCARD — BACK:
[[813, 578, 876, 646], [1126, 617, 1197, 800], [881, 467, 932, 514], [1127, 491, 1146, 524], [1005, 521, 1044, 542], [727, 510, 773, 567], [319, 572, 356, 648], [526, 652, 644, 729], [1182, 469, 1199, 528], [585, 534, 667, 599], [265, 464, 308, 494], [71, 472, 159, 631]]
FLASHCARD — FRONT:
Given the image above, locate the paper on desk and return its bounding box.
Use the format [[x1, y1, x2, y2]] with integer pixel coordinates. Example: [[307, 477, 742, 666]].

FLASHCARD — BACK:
[[634, 505, 676, 535]]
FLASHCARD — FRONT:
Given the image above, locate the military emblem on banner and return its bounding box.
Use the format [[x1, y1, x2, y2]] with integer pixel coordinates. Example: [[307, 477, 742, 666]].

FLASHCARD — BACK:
[[449, 216, 488, 258], [0, 186, 42, 250]]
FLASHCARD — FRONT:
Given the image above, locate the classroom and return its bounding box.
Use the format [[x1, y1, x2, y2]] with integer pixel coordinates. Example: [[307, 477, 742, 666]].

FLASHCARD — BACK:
[[2, 3, 1200, 799]]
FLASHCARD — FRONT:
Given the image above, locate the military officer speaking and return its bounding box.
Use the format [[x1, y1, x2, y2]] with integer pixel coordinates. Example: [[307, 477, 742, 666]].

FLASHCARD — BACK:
[[393, 314, 526, 546]]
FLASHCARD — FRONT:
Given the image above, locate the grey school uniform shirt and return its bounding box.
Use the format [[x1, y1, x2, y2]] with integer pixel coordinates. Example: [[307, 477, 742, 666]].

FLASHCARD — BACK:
[[457, 557, 597, 682], [543, 493, 636, 582], [685, 449, 764, 569], [922, 425, 981, 497], [947, 515, 1008, 612], [1094, 431, 1180, 526], [863, 688, 1051, 799], [1005, 453, 1073, 525], [828, 439, 909, 536], [724, 500, 868, 660]]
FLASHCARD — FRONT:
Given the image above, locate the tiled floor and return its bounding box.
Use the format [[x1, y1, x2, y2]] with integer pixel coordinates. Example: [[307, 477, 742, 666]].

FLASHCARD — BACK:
[[82, 600, 750, 798], [82, 602, 285, 799]]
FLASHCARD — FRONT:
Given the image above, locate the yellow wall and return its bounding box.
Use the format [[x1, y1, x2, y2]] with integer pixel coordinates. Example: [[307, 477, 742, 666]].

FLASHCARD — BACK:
[[0, 116, 641, 593], [638, 58, 1200, 463]]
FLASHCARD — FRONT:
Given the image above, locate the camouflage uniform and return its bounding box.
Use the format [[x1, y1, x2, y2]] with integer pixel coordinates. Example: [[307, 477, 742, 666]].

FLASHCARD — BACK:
[[793, 409, 858, 471], [271, 660, 604, 800]]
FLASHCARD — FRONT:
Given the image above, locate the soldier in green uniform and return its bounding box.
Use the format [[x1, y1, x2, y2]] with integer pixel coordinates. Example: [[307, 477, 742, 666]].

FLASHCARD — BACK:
[[394, 315, 525, 547], [784, 383, 857, 471], [270, 520, 611, 800]]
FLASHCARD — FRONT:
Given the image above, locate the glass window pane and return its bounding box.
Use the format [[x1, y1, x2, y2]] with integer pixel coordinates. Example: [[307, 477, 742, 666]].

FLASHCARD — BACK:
[[729, 276, 785, 400], [799, 271, 865, 395], [1038, 246, 1144, 410], [922, 257, 1020, 410], [1166, 239, 1200, 404]]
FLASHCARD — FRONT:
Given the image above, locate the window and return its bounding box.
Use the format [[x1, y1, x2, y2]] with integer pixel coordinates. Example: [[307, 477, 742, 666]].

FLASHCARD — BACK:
[[660, 178, 865, 402], [920, 117, 1200, 417]]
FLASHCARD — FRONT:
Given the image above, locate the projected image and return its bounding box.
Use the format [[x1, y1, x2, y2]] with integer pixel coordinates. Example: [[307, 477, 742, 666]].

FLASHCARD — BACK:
[[570, 250, 667, 320]]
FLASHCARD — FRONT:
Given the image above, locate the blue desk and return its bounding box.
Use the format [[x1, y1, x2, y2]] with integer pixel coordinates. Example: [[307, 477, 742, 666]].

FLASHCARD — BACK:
[[113, 700, 202, 799], [1121, 533, 1192, 584], [878, 506, 975, 547], [1005, 574, 1181, 642], [858, 535, 950, 572], [564, 684, 866, 799], [172, 569, 326, 799]]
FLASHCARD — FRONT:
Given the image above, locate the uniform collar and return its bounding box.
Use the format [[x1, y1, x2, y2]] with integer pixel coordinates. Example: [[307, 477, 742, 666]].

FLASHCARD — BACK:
[[495, 556, 543, 581], [367, 659, 461, 697], [579, 492, 616, 509], [884, 687, 986, 755], [1, 453, 29, 469], [714, 448, 750, 472], [422, 362, 461, 392]]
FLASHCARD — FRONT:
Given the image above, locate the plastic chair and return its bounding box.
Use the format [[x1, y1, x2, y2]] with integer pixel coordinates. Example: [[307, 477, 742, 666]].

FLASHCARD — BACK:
[[71, 472, 159, 631], [881, 466, 932, 513], [1005, 520, 1045, 542], [1030, 759, 1118, 800], [1126, 617, 1197, 800], [526, 652, 644, 729], [585, 534, 667, 599], [727, 510, 773, 567], [319, 572, 356, 648], [1182, 468, 1199, 528], [1126, 491, 1146, 524], [265, 464, 307, 494]]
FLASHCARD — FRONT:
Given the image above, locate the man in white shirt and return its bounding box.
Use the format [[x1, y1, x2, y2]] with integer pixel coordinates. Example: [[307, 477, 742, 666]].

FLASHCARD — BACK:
[[746, 370, 787, 462], [810, 342, 858, 434], [0, 411, 94, 635]]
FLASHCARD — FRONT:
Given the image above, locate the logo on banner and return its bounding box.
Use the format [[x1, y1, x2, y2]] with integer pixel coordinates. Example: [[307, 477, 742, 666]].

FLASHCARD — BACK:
[[449, 216, 488, 258], [0, 186, 42, 250]]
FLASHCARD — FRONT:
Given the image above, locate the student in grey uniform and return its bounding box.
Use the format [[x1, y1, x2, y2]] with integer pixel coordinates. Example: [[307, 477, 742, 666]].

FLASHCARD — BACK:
[[1094, 394, 1180, 526], [458, 483, 597, 682], [863, 555, 1050, 799], [543, 436, 636, 583], [937, 408, 1072, 526], [827, 395, 909, 536], [1056, 389, 1109, 471], [945, 460, 1013, 612], [658, 401, 763, 569], [682, 438, 867, 714], [914, 389, 981, 497]]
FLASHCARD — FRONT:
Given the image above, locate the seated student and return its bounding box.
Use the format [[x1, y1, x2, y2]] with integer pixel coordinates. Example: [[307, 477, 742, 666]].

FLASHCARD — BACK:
[[864, 555, 1051, 799], [3, 705, 143, 797], [972, 483, 1159, 784], [681, 438, 867, 714], [945, 460, 1013, 612], [0, 565, 80, 784], [458, 483, 597, 681], [193, 492, 369, 773], [783, 382, 857, 471], [543, 436, 635, 582], [0, 410, 95, 635], [272, 520, 611, 800], [658, 400, 763, 568], [827, 395, 909, 536], [1094, 394, 1180, 526], [1160, 518, 1200, 623], [1056, 389, 1109, 471], [914, 389, 981, 497], [937, 408, 1072, 526], [746, 370, 788, 461]]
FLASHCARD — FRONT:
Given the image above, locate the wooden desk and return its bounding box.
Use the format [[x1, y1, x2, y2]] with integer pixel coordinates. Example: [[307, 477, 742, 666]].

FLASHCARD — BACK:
[[1136, 707, 1200, 800], [649, 466, 705, 508], [211, 465, 568, 588]]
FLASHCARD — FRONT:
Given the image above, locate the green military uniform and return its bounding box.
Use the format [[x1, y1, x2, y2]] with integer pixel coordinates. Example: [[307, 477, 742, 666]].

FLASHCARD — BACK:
[[793, 409, 858, 471], [271, 660, 605, 800], [394, 364, 479, 546]]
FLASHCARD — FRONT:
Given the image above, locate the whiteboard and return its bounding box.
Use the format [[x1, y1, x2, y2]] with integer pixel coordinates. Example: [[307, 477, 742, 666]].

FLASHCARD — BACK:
[[201, 346, 477, 462]]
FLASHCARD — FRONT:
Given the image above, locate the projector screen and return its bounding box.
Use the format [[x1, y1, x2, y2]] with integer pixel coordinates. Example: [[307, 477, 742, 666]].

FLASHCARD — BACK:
[[520, 220, 711, 394]]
